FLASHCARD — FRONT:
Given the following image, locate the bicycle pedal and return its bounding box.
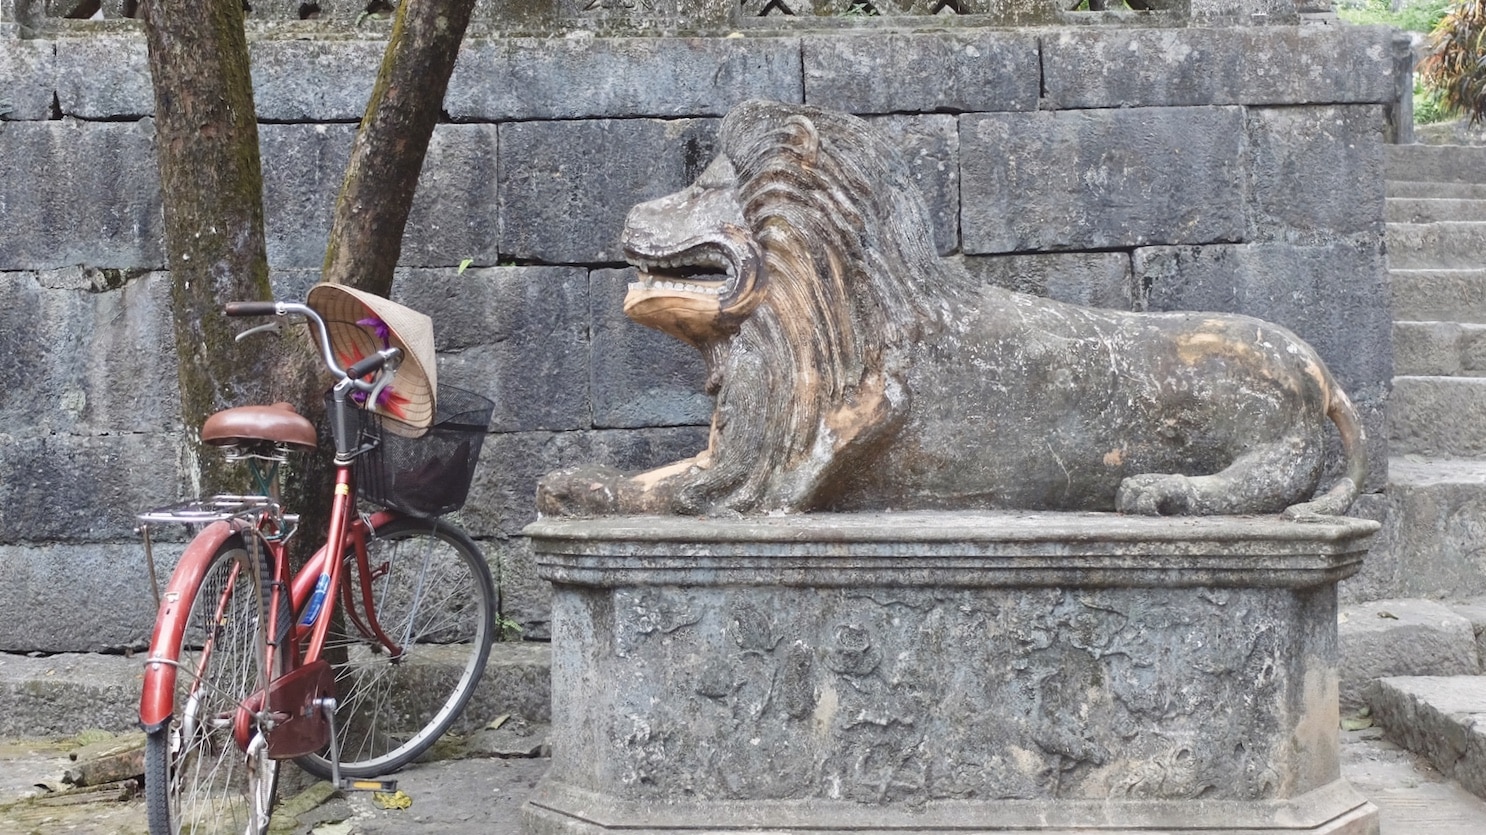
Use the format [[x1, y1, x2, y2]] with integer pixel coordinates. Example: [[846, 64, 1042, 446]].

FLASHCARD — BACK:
[[340, 778, 398, 793]]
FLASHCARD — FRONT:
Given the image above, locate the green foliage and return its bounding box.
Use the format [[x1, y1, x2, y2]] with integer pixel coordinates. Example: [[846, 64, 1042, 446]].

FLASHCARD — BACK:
[[1413, 77, 1455, 123], [1336, 0, 1450, 31], [497, 613, 524, 641], [1420, 0, 1486, 125]]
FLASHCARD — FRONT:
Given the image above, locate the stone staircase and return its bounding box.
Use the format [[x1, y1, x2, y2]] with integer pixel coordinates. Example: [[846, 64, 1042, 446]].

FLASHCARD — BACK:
[[1341, 142, 1486, 802]]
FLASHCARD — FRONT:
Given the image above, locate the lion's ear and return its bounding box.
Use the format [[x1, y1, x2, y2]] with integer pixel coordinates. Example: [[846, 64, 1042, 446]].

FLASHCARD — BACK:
[[783, 114, 821, 165]]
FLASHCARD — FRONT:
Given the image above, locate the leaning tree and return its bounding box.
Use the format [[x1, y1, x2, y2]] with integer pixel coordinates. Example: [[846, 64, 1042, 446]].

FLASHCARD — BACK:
[[141, 0, 477, 503]]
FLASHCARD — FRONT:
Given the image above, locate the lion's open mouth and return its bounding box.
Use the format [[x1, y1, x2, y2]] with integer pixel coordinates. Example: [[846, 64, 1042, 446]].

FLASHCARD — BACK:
[[618, 160, 764, 344], [622, 235, 761, 346], [627, 244, 736, 299]]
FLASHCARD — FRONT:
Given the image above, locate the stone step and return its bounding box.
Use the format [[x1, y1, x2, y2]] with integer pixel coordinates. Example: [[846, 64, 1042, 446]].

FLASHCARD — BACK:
[[1338, 598, 1480, 715], [0, 642, 552, 739], [1395, 321, 1486, 376], [1389, 181, 1486, 200], [1389, 198, 1486, 224], [1342, 727, 1486, 835], [1390, 269, 1486, 323], [1390, 376, 1486, 458], [1387, 222, 1486, 270], [1361, 459, 1486, 603], [1367, 676, 1486, 803], [1386, 144, 1486, 185]]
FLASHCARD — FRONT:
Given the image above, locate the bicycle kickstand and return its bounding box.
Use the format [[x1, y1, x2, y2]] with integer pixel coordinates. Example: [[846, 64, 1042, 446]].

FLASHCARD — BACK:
[[313, 697, 398, 794]]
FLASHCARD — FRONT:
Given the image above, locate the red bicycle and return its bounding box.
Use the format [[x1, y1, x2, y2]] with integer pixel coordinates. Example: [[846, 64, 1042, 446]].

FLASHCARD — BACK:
[[136, 287, 497, 835]]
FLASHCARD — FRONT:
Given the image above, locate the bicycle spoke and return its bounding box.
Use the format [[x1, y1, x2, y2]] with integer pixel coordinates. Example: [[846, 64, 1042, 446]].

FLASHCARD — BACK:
[[297, 520, 495, 778], [145, 538, 279, 835]]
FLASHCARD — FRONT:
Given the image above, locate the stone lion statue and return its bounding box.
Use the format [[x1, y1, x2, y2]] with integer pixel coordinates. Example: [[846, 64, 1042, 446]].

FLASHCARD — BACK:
[[538, 100, 1366, 519]]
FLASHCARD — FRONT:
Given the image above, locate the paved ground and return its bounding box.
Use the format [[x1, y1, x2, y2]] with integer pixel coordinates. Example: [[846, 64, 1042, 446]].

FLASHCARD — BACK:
[[3, 728, 1484, 834]]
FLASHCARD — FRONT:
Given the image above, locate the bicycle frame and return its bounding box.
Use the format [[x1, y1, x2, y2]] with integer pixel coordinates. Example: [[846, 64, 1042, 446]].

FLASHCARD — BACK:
[[139, 460, 404, 748]]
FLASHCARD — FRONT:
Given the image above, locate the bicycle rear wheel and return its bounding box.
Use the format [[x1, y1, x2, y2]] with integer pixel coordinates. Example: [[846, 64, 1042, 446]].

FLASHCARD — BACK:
[[298, 518, 496, 778], [144, 534, 278, 835]]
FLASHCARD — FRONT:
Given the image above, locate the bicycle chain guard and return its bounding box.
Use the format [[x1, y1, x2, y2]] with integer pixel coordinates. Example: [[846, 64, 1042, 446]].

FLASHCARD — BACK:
[[235, 659, 337, 760]]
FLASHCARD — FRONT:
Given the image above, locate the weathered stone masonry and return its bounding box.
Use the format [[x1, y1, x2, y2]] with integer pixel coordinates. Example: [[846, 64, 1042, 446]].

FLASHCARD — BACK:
[[0, 4, 1401, 649]]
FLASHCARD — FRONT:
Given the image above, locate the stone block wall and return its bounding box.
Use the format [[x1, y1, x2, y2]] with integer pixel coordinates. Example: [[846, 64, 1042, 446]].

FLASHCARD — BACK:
[[0, 16, 1400, 647]]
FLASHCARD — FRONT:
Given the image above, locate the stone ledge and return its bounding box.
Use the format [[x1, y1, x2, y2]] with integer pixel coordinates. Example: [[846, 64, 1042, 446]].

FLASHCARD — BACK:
[[0, 643, 552, 738], [528, 780, 1378, 834], [1041, 25, 1398, 110], [0, 653, 142, 737], [1340, 599, 1479, 714], [1368, 676, 1486, 802], [530, 511, 1378, 589], [13, 27, 1403, 122]]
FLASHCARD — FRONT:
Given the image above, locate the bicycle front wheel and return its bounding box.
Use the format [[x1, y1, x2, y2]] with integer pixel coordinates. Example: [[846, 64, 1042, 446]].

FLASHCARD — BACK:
[[144, 534, 278, 835], [298, 518, 496, 778]]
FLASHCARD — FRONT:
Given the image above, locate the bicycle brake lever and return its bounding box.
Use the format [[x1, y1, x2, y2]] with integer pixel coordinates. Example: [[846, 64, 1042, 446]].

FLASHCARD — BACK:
[[235, 322, 284, 342]]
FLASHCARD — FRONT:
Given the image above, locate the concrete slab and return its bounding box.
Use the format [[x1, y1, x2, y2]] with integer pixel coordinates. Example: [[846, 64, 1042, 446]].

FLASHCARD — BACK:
[[1364, 459, 1486, 602], [1339, 599, 1479, 714], [0, 652, 143, 738], [1368, 676, 1486, 802], [1388, 198, 1486, 225], [1390, 376, 1486, 458], [1389, 181, 1486, 200], [1341, 728, 1486, 835], [4, 730, 1482, 835], [1389, 269, 1486, 323], [1387, 144, 1486, 184], [1449, 597, 1486, 668], [1387, 222, 1486, 270], [0, 643, 552, 740], [1393, 322, 1486, 377]]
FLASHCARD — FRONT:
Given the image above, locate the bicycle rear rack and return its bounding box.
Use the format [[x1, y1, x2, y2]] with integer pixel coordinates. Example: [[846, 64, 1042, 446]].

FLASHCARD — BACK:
[[138, 494, 282, 525], [136, 495, 301, 606]]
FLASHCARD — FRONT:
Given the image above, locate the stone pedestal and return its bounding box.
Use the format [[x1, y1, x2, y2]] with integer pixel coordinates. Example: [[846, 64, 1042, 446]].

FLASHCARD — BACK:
[[522, 511, 1380, 835]]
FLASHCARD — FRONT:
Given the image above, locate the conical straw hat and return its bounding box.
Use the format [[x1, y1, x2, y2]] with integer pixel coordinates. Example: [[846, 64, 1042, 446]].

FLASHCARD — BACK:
[[307, 283, 437, 434]]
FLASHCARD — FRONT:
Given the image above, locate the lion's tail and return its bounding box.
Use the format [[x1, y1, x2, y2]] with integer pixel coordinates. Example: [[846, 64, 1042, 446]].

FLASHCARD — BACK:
[[1282, 376, 1368, 520]]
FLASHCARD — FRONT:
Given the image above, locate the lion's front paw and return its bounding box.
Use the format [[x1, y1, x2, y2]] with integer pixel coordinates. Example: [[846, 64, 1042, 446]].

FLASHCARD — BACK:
[[536, 465, 625, 517], [1116, 473, 1199, 516]]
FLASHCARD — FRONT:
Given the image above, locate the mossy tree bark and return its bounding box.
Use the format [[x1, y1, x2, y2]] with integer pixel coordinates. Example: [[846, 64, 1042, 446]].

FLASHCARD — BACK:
[[142, 0, 280, 493], [322, 0, 479, 297], [143, 0, 476, 521]]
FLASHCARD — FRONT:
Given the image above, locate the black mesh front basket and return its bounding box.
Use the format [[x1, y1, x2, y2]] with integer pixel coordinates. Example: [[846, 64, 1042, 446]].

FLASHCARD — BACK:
[[350, 385, 494, 518]]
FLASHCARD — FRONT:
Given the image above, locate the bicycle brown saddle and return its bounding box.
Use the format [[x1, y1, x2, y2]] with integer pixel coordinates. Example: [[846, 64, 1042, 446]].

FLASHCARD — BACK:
[[201, 402, 318, 449]]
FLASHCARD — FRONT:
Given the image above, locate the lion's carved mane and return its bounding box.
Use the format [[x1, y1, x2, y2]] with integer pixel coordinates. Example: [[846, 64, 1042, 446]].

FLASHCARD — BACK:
[[537, 100, 1366, 519]]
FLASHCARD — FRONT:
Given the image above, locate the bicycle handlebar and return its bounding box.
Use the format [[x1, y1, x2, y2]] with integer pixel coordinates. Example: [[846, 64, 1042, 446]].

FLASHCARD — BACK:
[[346, 347, 402, 381], [222, 299, 393, 391], [224, 301, 280, 317]]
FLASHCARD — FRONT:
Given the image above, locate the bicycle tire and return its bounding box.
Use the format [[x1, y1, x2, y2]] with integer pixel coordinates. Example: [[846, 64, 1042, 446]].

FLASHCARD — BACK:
[[144, 533, 279, 835], [297, 518, 496, 778]]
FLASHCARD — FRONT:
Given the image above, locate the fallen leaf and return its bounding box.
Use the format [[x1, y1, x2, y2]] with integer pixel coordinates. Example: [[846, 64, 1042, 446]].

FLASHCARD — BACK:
[[372, 790, 412, 810]]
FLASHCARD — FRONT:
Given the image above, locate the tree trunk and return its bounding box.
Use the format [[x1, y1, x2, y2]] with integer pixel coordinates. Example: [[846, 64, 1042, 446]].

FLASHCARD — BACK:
[[142, 0, 477, 523], [142, 0, 276, 493], [322, 0, 479, 296]]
